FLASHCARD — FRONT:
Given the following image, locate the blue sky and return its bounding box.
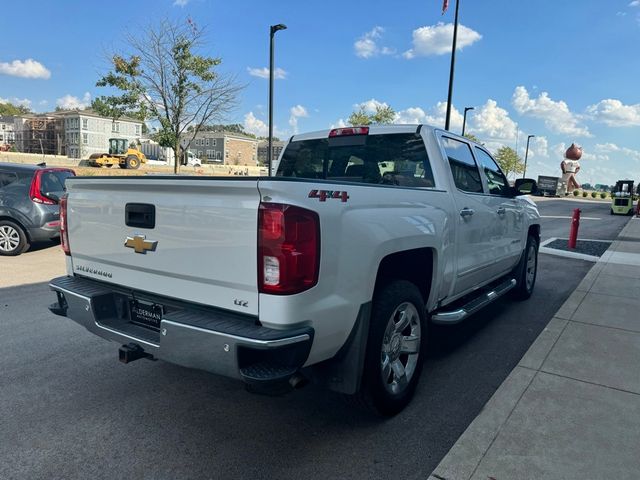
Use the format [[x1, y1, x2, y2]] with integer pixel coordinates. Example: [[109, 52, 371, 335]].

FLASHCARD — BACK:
[[2, 0, 640, 185]]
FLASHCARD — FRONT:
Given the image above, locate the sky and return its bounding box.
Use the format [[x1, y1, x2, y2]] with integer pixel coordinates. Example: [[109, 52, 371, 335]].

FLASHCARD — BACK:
[[1, 0, 640, 186]]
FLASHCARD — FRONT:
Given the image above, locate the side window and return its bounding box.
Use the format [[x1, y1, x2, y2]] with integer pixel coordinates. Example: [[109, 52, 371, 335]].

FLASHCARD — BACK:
[[474, 148, 510, 196], [441, 137, 483, 193], [0, 171, 18, 188]]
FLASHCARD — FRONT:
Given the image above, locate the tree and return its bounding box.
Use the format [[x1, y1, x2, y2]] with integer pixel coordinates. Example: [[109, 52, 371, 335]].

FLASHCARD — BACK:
[[0, 102, 31, 116], [347, 105, 396, 126], [95, 19, 242, 173], [463, 133, 481, 143], [494, 146, 524, 179]]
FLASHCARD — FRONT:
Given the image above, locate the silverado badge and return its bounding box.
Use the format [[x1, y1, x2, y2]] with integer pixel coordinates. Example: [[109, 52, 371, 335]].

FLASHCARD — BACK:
[[124, 235, 158, 254]]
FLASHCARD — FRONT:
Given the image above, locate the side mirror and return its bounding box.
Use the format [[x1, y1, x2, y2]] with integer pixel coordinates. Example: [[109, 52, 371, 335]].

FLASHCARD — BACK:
[[514, 178, 538, 196]]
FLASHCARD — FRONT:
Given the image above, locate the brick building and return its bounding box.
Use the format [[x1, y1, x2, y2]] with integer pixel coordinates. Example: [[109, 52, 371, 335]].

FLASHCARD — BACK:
[[183, 131, 259, 166]]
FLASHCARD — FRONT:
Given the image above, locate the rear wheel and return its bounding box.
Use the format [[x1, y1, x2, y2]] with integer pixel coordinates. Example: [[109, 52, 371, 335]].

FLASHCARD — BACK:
[[126, 155, 140, 169], [351, 280, 426, 416], [512, 234, 538, 300], [0, 220, 29, 256]]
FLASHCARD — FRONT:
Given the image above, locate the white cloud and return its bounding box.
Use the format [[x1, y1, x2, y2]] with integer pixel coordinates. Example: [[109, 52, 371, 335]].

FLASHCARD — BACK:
[[289, 104, 308, 133], [468, 99, 517, 141], [354, 27, 395, 58], [173, 0, 189, 6], [0, 96, 32, 109], [247, 67, 287, 80], [595, 142, 640, 162], [403, 22, 482, 58], [354, 98, 390, 114], [512, 86, 591, 137], [330, 118, 348, 129], [0, 59, 50, 79], [56, 92, 91, 110], [243, 111, 267, 137], [629, 1, 640, 6], [394, 101, 463, 130], [586, 99, 640, 127]]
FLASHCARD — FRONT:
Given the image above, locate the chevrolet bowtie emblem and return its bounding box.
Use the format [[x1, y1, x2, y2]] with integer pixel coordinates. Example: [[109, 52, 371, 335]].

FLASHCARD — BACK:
[[124, 235, 158, 254]]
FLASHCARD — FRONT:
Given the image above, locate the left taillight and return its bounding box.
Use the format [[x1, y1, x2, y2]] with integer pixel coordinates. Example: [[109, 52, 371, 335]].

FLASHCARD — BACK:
[[60, 194, 70, 255], [258, 202, 320, 295]]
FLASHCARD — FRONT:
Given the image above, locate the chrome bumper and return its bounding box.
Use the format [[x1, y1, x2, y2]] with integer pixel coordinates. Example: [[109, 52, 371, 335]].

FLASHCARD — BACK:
[[49, 276, 313, 384]]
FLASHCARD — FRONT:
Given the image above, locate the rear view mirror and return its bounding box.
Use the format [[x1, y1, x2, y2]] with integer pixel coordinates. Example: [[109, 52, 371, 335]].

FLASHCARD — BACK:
[[514, 178, 538, 196]]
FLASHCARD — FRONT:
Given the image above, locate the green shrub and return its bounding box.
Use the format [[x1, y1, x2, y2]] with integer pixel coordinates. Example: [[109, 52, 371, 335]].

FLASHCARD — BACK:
[[573, 190, 580, 196], [582, 191, 588, 197], [591, 191, 598, 198], [600, 192, 607, 199]]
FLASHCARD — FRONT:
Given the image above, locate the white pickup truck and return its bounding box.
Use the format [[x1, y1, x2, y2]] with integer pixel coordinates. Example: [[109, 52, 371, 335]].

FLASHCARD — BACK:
[[49, 124, 540, 415]]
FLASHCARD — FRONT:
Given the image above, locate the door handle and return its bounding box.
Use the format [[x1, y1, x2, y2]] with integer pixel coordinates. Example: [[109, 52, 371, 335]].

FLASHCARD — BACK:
[[460, 208, 475, 218], [497, 207, 506, 216]]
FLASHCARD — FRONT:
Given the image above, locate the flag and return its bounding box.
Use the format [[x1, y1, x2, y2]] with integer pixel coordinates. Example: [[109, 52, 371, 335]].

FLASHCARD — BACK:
[[442, 0, 449, 14]]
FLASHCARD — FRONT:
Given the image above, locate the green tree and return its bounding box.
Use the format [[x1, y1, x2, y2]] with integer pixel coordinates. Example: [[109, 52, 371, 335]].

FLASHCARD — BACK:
[[463, 133, 481, 143], [494, 146, 524, 178], [348, 105, 396, 126], [95, 19, 242, 173], [0, 102, 31, 116]]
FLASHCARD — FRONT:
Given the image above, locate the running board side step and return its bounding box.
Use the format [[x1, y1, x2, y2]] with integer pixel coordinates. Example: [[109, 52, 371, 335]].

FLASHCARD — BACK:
[[431, 278, 517, 325]]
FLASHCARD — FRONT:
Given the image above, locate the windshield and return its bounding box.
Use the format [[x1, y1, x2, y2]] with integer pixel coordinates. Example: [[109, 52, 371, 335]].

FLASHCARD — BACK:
[[276, 133, 435, 188]]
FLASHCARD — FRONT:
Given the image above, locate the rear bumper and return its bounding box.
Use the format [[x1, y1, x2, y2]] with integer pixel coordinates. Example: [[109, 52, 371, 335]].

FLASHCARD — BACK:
[[49, 276, 314, 387]]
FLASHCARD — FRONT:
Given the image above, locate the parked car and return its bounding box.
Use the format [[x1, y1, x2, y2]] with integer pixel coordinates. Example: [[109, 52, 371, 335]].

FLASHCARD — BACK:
[[49, 125, 540, 415], [0, 163, 75, 255]]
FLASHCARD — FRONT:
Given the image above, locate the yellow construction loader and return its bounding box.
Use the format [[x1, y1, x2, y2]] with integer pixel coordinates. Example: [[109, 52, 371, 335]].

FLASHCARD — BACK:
[[88, 138, 146, 169]]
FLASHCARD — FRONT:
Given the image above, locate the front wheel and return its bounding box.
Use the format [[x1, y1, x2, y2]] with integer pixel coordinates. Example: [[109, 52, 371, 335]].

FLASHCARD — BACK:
[[352, 280, 426, 416], [511, 234, 539, 300]]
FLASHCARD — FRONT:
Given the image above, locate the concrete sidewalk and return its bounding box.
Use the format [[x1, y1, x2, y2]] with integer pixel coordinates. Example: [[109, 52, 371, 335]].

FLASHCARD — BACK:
[[430, 217, 640, 480]]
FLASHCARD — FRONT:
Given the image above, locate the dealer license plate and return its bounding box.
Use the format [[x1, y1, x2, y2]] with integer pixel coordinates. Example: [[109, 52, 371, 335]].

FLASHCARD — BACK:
[[129, 300, 163, 331]]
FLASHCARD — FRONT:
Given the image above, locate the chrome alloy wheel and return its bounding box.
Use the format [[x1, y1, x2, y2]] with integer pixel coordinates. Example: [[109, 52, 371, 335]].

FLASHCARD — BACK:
[[0, 225, 20, 253], [380, 302, 421, 395], [525, 243, 537, 291]]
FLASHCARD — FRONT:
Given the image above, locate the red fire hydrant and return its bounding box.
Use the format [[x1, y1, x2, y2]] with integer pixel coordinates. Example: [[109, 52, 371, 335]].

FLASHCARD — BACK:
[[568, 208, 581, 249]]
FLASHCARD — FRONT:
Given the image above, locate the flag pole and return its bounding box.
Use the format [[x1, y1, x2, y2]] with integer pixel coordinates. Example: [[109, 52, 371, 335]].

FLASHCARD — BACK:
[[444, 0, 460, 131]]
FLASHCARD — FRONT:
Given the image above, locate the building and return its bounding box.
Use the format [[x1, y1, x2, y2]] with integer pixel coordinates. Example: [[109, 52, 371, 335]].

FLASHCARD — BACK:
[[257, 140, 285, 166], [12, 109, 143, 158], [13, 114, 66, 155], [59, 110, 143, 159], [183, 131, 259, 166], [0, 116, 15, 145]]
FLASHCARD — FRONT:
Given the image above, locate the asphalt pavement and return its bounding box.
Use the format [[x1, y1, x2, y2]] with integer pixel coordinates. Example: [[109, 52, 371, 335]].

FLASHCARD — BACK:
[[0, 198, 628, 480]]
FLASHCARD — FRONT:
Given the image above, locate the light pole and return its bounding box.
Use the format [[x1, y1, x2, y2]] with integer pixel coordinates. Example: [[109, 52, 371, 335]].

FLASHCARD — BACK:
[[268, 23, 287, 177], [523, 134, 535, 179], [461, 106, 474, 136], [444, 0, 461, 131]]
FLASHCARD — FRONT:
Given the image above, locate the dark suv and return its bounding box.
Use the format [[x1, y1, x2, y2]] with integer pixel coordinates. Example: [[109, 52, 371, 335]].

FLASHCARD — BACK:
[[0, 163, 75, 256]]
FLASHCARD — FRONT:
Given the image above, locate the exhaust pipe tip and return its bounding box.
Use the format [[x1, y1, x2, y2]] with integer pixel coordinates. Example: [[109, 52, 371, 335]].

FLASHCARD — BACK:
[[289, 373, 309, 390]]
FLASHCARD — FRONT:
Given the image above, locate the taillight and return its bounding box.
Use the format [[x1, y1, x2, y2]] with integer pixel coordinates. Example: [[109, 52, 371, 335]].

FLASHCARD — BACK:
[[258, 203, 320, 295], [29, 170, 56, 205], [328, 126, 369, 137], [60, 194, 70, 255]]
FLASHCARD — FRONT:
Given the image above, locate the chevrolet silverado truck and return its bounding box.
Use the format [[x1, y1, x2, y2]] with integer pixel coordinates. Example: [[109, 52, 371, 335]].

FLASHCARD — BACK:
[[49, 125, 540, 415]]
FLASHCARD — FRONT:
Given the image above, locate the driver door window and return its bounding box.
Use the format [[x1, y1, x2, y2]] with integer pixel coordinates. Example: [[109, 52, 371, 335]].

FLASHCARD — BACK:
[[474, 148, 510, 196]]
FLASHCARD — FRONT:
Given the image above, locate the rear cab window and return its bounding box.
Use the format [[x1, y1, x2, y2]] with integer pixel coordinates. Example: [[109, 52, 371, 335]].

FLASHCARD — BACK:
[[40, 170, 75, 196], [276, 132, 435, 188]]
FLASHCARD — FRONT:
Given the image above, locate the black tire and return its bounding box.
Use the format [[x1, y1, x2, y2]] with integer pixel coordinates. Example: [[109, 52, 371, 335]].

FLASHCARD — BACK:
[[511, 234, 539, 300], [0, 220, 29, 256], [350, 280, 427, 416], [126, 155, 140, 169]]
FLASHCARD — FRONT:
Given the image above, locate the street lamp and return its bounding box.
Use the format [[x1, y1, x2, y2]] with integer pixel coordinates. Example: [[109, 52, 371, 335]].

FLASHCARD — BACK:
[[523, 134, 535, 179], [461, 106, 474, 136], [268, 23, 287, 177]]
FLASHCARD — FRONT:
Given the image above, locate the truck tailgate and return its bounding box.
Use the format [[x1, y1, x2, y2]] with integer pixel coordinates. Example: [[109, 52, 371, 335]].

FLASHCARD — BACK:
[[66, 178, 261, 315]]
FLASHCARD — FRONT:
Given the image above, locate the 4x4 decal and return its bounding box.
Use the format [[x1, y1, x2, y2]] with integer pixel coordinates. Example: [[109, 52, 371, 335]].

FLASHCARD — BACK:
[[308, 189, 350, 203]]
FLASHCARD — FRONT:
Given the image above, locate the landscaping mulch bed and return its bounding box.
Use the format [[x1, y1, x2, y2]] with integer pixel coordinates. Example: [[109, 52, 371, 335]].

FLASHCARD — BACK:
[[544, 239, 612, 257]]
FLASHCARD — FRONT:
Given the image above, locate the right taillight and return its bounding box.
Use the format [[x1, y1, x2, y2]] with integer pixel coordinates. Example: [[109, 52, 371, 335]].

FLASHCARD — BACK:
[[258, 202, 320, 295], [60, 194, 70, 255]]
